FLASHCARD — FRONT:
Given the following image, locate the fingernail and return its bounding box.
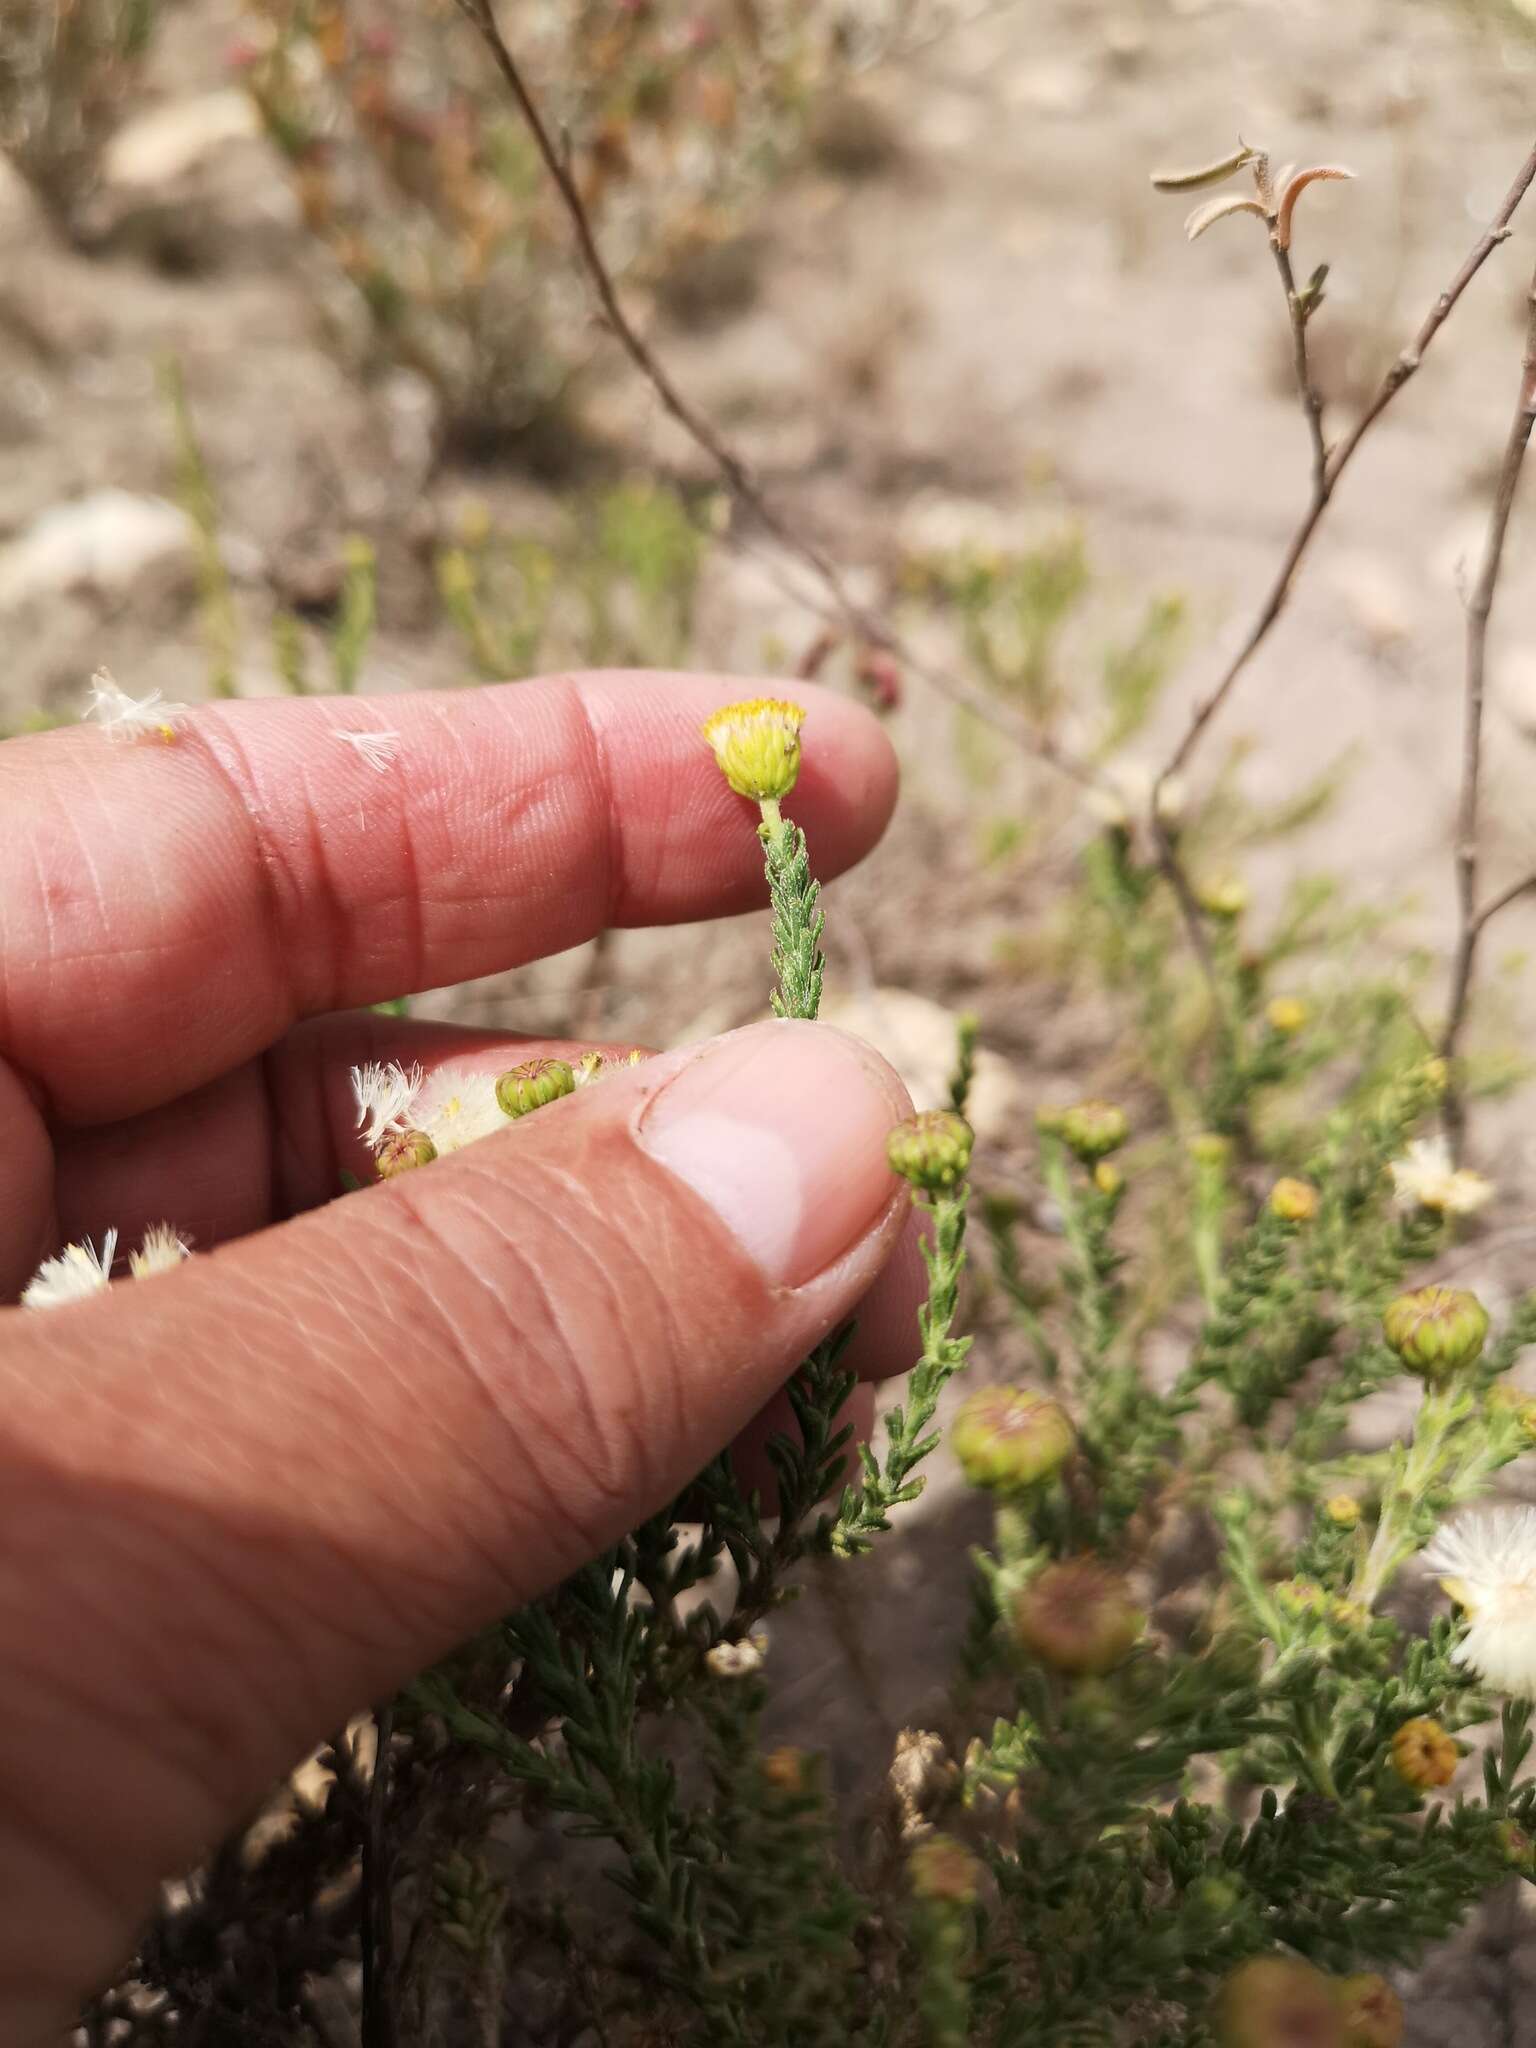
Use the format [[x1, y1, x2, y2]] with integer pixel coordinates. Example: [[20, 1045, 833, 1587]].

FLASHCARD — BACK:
[[637, 1020, 906, 1288]]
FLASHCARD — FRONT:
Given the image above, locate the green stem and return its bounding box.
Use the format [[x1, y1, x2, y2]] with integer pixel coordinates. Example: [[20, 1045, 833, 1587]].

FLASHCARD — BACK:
[[1353, 1384, 1457, 1609], [758, 799, 825, 1021]]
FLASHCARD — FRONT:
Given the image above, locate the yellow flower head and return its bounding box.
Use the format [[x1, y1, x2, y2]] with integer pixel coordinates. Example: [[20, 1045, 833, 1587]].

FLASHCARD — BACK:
[[1390, 1715, 1459, 1789], [1266, 997, 1309, 1036], [1270, 1177, 1320, 1224], [702, 697, 806, 802]]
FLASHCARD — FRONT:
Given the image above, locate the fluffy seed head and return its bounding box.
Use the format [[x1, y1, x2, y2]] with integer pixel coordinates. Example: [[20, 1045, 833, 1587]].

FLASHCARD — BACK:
[[496, 1057, 577, 1120], [1012, 1559, 1143, 1676], [1382, 1285, 1489, 1382], [951, 1386, 1075, 1492], [1388, 1136, 1493, 1217], [1213, 1956, 1345, 2048], [352, 1060, 424, 1149], [1420, 1506, 1536, 1696], [22, 1231, 118, 1310], [83, 667, 187, 742], [887, 1110, 973, 1191], [701, 697, 806, 801], [1389, 1716, 1458, 1789]]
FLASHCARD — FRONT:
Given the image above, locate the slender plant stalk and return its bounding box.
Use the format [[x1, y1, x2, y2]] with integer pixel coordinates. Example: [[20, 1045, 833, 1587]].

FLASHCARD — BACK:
[[361, 1703, 398, 2048], [1440, 256, 1536, 1136], [448, 0, 1099, 790]]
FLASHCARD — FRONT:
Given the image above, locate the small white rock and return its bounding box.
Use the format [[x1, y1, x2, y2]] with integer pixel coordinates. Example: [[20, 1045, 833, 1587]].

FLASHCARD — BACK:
[[0, 491, 195, 611], [103, 91, 259, 190], [821, 987, 1020, 1145]]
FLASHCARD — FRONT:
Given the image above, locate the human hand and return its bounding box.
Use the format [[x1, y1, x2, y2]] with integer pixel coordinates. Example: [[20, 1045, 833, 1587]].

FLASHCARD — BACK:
[[0, 670, 922, 2041]]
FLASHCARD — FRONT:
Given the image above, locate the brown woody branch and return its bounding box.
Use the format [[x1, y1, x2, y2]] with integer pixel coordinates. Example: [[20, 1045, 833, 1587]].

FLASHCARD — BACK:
[[1439, 258, 1536, 1139], [1155, 140, 1536, 803], [451, 0, 1099, 790]]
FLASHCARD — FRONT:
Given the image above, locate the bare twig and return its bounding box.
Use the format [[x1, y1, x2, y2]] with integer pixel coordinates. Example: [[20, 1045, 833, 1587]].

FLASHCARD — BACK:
[[361, 1702, 398, 2048], [449, 0, 1100, 790], [1155, 140, 1536, 799], [1272, 241, 1328, 498], [1439, 257, 1536, 1139]]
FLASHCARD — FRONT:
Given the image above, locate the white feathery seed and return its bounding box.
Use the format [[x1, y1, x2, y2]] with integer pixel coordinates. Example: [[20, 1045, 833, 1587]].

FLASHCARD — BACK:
[[22, 1231, 118, 1309], [83, 667, 188, 742], [334, 728, 402, 774], [351, 1060, 424, 1148], [129, 1223, 192, 1279]]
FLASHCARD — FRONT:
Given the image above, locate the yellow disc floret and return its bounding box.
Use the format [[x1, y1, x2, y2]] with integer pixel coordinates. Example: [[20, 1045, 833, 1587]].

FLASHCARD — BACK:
[[702, 698, 806, 802]]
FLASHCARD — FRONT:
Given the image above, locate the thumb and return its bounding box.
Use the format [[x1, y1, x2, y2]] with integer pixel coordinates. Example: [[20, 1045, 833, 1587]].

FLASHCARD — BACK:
[[0, 1020, 910, 2039]]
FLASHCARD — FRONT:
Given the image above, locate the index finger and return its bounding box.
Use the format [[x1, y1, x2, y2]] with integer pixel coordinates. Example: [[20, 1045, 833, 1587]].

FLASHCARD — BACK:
[[0, 672, 897, 1123]]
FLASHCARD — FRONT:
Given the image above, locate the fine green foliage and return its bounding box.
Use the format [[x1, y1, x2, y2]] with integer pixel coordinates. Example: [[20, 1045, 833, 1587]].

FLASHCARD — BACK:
[[99, 754, 1536, 2046]]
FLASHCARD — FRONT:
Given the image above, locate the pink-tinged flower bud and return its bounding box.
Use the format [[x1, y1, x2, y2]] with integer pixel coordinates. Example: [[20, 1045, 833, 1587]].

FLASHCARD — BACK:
[[376, 1128, 438, 1178], [1382, 1286, 1489, 1383], [887, 1110, 973, 1191], [1389, 1716, 1459, 1789], [951, 1386, 1075, 1492], [907, 1833, 981, 1906], [496, 1057, 577, 1120], [1213, 1957, 1346, 2048], [1336, 1974, 1403, 2048], [1012, 1560, 1143, 1676], [1057, 1100, 1129, 1161], [1270, 1177, 1319, 1223]]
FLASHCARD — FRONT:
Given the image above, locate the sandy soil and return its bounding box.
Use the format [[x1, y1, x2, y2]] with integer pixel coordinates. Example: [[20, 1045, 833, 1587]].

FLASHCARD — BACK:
[[9, 0, 1536, 2039]]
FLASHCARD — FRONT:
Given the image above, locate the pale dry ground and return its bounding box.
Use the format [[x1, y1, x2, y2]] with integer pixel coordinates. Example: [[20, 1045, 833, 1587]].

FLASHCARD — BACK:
[[8, 0, 1536, 2038]]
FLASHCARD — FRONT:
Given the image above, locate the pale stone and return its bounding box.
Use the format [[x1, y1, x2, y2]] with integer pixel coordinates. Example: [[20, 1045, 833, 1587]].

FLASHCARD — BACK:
[[103, 90, 259, 190], [0, 490, 195, 610], [821, 987, 1020, 1143]]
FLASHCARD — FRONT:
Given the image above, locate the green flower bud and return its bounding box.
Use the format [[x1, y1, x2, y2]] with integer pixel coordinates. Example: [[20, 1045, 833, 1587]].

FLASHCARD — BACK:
[[702, 697, 805, 802], [1189, 1131, 1233, 1168], [1012, 1559, 1143, 1676], [1057, 1100, 1129, 1161], [951, 1386, 1075, 1492], [1324, 1495, 1361, 1529], [1336, 1973, 1403, 2048], [1382, 1285, 1490, 1382], [1497, 1819, 1535, 1877], [1487, 1384, 1536, 1443], [1198, 876, 1249, 920], [907, 1833, 981, 1906], [1213, 1957, 1345, 2048], [376, 1128, 438, 1177], [496, 1057, 577, 1120], [887, 1110, 973, 1190]]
